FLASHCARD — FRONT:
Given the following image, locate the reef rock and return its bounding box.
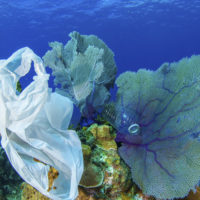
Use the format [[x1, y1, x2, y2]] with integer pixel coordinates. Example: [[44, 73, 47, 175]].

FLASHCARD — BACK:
[[77, 124, 134, 200]]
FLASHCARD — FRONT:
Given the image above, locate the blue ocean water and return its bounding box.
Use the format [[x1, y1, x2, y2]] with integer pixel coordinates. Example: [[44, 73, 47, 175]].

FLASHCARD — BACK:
[[1, 0, 200, 89]]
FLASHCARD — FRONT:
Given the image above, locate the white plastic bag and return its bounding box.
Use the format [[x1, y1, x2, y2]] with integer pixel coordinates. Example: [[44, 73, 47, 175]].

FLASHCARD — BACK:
[[0, 47, 83, 200]]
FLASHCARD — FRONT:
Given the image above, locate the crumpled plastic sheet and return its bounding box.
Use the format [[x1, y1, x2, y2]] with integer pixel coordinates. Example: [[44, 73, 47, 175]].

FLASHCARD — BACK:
[[0, 47, 83, 200]]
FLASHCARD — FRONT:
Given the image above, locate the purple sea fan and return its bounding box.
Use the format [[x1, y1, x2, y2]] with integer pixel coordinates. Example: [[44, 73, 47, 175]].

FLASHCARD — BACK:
[[105, 56, 200, 200]]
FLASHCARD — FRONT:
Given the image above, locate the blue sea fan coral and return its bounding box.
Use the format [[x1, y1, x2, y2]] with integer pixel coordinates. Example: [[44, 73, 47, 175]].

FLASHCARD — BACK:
[[43, 31, 117, 118], [104, 56, 200, 199]]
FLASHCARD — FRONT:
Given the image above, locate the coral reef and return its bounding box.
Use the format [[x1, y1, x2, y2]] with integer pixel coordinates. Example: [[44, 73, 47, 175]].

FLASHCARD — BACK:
[[0, 145, 23, 200], [17, 124, 137, 200], [43, 31, 117, 119], [21, 183, 50, 200], [19, 183, 200, 200], [1, 37, 200, 200], [7, 123, 200, 200], [103, 55, 200, 199], [77, 124, 135, 200]]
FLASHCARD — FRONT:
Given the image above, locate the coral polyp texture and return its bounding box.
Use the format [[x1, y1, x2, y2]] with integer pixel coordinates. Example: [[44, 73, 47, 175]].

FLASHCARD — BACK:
[[77, 124, 135, 200], [104, 55, 200, 199], [43, 31, 117, 118], [21, 183, 50, 200]]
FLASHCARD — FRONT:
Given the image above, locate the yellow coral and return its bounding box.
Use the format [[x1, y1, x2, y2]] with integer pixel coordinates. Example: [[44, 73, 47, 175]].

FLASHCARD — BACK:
[[21, 183, 50, 200], [90, 124, 113, 140], [82, 144, 92, 156], [89, 124, 117, 151], [97, 140, 117, 151]]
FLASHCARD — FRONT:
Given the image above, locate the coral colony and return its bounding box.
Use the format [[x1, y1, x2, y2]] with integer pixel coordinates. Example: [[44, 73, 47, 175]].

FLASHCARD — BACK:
[[0, 31, 200, 200], [104, 58, 200, 199], [43, 31, 117, 118]]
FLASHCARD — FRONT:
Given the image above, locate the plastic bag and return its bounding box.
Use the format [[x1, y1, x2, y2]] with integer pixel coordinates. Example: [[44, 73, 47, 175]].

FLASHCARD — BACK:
[[0, 47, 83, 200]]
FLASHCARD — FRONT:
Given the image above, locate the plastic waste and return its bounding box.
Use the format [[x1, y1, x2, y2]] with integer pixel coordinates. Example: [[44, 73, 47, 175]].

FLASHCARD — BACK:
[[0, 47, 83, 200]]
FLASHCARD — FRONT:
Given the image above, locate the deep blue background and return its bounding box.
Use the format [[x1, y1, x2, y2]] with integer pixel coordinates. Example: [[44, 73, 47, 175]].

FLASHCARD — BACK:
[[0, 0, 200, 89]]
